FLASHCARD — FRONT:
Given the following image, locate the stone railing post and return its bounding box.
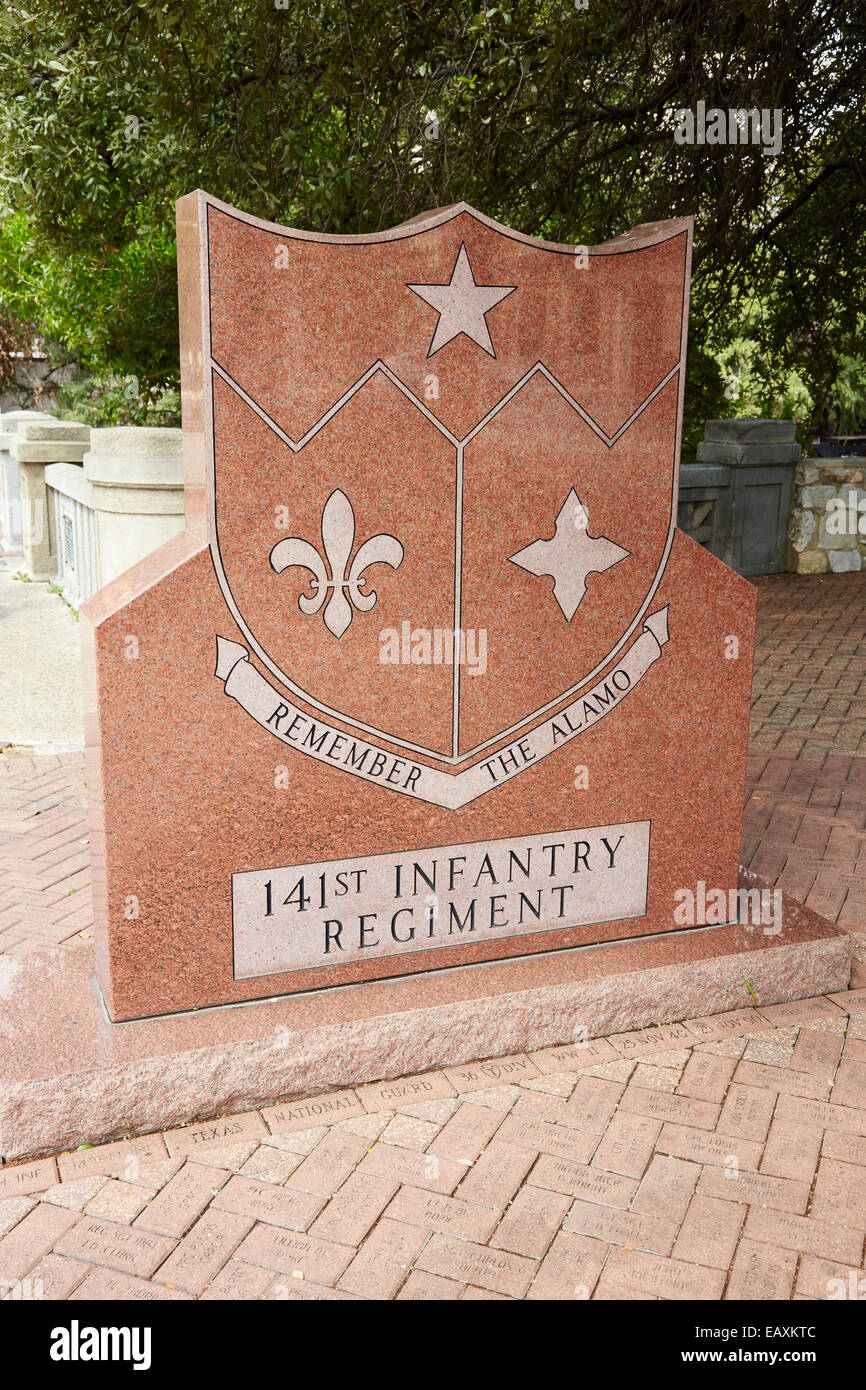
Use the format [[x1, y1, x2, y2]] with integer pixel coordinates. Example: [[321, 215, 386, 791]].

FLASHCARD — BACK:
[[0, 408, 53, 565], [682, 419, 800, 575], [13, 420, 91, 579], [83, 427, 185, 589]]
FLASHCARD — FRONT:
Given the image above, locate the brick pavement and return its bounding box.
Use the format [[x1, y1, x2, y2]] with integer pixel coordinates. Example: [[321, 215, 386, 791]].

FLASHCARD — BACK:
[[1, 992, 865, 1301], [0, 752, 92, 955], [744, 573, 866, 972], [1, 571, 866, 1299]]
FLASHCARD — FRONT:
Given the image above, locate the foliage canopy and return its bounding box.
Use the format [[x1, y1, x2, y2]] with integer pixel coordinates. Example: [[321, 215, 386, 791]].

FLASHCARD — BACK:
[[0, 1, 863, 437]]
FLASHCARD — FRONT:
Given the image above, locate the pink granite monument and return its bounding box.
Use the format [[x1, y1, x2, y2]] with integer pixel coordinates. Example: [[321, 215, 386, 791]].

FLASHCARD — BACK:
[[82, 194, 759, 1021]]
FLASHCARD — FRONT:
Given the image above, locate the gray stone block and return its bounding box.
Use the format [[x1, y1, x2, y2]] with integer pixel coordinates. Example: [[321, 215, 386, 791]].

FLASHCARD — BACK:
[[789, 508, 815, 553], [800, 485, 837, 509], [819, 516, 856, 549], [697, 440, 801, 466], [704, 418, 797, 444], [828, 549, 863, 572]]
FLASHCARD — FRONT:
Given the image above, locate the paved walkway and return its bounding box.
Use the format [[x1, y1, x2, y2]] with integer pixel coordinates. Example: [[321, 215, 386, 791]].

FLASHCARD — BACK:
[[0, 994, 864, 1301], [744, 573, 866, 977], [0, 574, 84, 751], [1, 571, 865, 1300]]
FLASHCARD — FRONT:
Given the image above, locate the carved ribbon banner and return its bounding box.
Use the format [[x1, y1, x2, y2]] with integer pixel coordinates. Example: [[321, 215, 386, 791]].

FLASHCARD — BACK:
[[214, 607, 670, 810]]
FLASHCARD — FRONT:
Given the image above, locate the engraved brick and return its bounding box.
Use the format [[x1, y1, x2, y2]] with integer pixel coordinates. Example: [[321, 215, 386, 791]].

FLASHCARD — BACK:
[[494, 1113, 597, 1164], [489, 1184, 571, 1259], [682, 1010, 772, 1042], [672, 1195, 744, 1268], [825, 989, 866, 1016], [619, 1085, 720, 1130], [564, 1198, 676, 1255], [601, 1247, 725, 1300], [309, 1173, 398, 1245], [134, 1162, 230, 1238], [677, 1051, 737, 1102], [57, 1134, 169, 1182], [733, 1059, 831, 1100], [559, 1075, 624, 1133], [426, 1103, 503, 1164], [526, 1230, 607, 1300], [289, 1130, 370, 1196], [163, 1111, 267, 1157], [212, 1174, 324, 1230], [234, 1221, 355, 1284], [0, 1205, 78, 1281], [697, 1164, 810, 1215], [357, 1072, 455, 1112], [757, 996, 844, 1025], [591, 1110, 660, 1178], [22, 1252, 89, 1300], [809, 1157, 866, 1226], [338, 1217, 428, 1299], [716, 1083, 776, 1142], [530, 1155, 636, 1207], [200, 1258, 275, 1300], [55, 1215, 175, 1279], [455, 1139, 534, 1207], [760, 1117, 822, 1185], [795, 1254, 866, 1300], [656, 1123, 762, 1170], [359, 1142, 466, 1194], [725, 1238, 797, 1301], [0, 1158, 57, 1199], [531, 1038, 619, 1073], [607, 1023, 693, 1058], [444, 1054, 541, 1092], [832, 1059, 866, 1109], [152, 1210, 252, 1293], [775, 1094, 866, 1135], [631, 1155, 699, 1223], [821, 1130, 866, 1166], [262, 1089, 364, 1133], [790, 1029, 844, 1077], [69, 1268, 192, 1300], [416, 1233, 536, 1297], [384, 1185, 498, 1241], [744, 1206, 864, 1263]]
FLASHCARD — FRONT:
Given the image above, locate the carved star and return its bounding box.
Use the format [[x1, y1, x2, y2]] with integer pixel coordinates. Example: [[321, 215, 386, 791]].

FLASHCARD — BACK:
[[509, 489, 630, 621], [408, 244, 515, 358]]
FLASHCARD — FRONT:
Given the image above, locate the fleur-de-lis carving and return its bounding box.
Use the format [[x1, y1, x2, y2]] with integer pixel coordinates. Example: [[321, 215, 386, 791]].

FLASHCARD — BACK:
[[270, 489, 404, 639]]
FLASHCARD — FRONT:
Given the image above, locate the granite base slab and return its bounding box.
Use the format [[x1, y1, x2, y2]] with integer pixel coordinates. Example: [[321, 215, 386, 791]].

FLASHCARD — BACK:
[[0, 882, 849, 1162]]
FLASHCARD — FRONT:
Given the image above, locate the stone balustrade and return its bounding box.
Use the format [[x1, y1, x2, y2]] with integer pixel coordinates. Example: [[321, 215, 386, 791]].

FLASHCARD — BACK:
[[0, 408, 54, 567], [45, 426, 185, 605], [14, 420, 92, 580], [2, 405, 862, 608]]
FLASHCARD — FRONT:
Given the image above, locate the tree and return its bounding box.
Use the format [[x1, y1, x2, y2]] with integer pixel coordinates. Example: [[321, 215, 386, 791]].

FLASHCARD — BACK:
[[0, 1, 863, 436]]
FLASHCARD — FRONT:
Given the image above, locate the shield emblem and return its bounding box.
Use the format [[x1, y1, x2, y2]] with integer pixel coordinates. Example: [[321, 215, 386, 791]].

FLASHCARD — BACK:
[[204, 196, 692, 796]]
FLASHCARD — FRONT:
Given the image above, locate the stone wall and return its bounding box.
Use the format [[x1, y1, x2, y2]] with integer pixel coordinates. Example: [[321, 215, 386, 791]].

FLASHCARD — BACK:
[[788, 458, 866, 574]]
